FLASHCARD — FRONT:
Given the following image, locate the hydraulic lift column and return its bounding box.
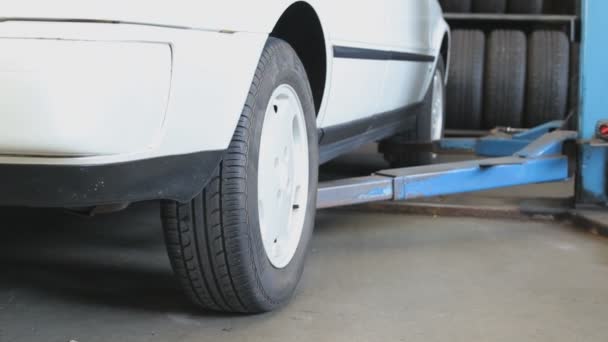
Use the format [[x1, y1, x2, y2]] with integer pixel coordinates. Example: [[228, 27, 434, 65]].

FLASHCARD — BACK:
[[576, 0, 608, 206]]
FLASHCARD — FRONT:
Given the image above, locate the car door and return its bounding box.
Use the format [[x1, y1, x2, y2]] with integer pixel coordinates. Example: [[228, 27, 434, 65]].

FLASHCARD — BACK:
[[381, 0, 435, 111], [315, 1, 393, 135]]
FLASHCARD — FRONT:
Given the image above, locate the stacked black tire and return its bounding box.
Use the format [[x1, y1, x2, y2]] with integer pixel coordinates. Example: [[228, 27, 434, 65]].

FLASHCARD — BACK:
[[472, 0, 508, 13], [508, 0, 544, 13], [445, 30, 485, 129], [483, 30, 528, 128], [441, 0, 473, 13], [525, 30, 571, 127], [439, 0, 574, 14], [446, 29, 571, 129]]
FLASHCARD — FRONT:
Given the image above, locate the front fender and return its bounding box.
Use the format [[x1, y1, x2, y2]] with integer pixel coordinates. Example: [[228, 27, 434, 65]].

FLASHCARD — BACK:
[[429, 1, 451, 84]]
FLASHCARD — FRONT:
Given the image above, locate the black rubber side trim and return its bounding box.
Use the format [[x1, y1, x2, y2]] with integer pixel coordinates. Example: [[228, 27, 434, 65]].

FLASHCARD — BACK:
[[333, 46, 435, 62], [319, 102, 423, 164], [0, 150, 224, 207], [320, 114, 374, 146], [320, 101, 424, 146]]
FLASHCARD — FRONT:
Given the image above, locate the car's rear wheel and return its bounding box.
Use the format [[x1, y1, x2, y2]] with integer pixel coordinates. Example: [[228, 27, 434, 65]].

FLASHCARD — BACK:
[[161, 38, 318, 313], [379, 57, 446, 167]]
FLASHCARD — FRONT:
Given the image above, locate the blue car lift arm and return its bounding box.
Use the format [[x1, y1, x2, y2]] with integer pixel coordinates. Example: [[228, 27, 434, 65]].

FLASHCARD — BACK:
[[317, 130, 577, 209]]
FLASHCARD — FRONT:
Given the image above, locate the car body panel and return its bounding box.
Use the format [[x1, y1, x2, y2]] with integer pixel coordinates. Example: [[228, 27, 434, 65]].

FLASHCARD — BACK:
[[0, 1, 288, 33], [0, 1, 449, 206], [0, 38, 172, 156], [0, 21, 267, 164], [1, 1, 440, 45], [0, 0, 449, 145]]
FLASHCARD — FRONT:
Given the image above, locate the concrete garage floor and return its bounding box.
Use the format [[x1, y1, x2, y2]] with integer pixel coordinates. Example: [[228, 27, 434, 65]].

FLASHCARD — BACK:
[[1, 145, 608, 342], [1, 202, 608, 342]]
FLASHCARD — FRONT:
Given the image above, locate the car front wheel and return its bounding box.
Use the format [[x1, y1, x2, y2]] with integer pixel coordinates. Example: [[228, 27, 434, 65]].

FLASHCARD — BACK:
[[161, 38, 319, 313]]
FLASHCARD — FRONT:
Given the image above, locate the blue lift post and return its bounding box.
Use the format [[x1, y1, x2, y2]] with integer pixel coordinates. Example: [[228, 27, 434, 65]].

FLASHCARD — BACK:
[[577, 0, 608, 206]]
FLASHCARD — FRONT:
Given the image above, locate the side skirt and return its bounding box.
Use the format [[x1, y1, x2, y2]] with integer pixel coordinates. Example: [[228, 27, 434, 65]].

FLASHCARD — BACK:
[[318, 102, 423, 164]]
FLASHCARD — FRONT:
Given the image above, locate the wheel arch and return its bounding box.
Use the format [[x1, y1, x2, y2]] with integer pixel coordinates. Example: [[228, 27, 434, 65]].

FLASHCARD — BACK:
[[439, 30, 451, 84], [270, 1, 328, 115]]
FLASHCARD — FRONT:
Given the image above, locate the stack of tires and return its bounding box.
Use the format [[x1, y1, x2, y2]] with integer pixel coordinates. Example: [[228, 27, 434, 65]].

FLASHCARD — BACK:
[[439, 0, 575, 14], [446, 29, 572, 130]]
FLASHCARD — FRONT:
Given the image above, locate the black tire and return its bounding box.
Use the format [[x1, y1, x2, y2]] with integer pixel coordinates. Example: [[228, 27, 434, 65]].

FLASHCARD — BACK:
[[508, 0, 544, 13], [440, 0, 473, 12], [379, 58, 446, 168], [544, 0, 576, 14], [524, 30, 570, 127], [567, 42, 580, 130], [161, 38, 319, 313], [446, 30, 485, 130], [483, 30, 527, 128], [473, 0, 507, 13]]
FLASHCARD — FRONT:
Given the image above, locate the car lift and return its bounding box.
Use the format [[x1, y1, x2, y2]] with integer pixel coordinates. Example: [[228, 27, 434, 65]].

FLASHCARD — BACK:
[[317, 0, 608, 230], [317, 123, 576, 209]]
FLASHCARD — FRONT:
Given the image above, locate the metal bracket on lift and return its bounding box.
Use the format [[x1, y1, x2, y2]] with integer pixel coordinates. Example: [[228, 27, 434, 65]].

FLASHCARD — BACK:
[[317, 125, 578, 209]]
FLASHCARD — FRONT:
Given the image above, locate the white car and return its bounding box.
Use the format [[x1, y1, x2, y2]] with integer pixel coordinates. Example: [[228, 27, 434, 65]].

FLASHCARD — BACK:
[[0, 1, 449, 312]]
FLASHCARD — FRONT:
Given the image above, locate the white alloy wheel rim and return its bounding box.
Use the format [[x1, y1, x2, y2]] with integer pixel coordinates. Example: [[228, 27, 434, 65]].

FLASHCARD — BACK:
[[258, 84, 310, 269], [430, 71, 445, 142]]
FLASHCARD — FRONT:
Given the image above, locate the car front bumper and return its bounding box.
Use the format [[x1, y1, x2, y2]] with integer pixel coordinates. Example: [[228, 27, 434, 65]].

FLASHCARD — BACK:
[[0, 20, 267, 207], [0, 150, 224, 208]]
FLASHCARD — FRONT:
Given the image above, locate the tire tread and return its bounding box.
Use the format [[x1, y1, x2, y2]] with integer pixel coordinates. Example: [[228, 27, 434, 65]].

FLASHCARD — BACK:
[[508, 0, 544, 13], [483, 30, 527, 128], [524, 30, 570, 127], [440, 0, 472, 12], [446, 30, 485, 129], [473, 0, 507, 13], [161, 38, 306, 313]]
